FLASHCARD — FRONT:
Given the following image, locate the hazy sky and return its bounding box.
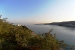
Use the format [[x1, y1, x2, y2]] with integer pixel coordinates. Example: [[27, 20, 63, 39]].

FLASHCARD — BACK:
[[0, 0, 75, 24]]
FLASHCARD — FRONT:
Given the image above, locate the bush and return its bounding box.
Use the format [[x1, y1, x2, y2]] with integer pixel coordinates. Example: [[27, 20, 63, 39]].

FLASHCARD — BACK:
[[0, 17, 67, 50]]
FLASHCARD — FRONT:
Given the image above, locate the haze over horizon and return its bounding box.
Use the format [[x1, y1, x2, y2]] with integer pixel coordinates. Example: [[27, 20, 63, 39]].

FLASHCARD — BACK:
[[0, 0, 75, 24]]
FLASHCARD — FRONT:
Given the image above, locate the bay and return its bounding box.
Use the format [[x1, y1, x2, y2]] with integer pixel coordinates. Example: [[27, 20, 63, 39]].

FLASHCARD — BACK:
[[26, 25, 75, 50]]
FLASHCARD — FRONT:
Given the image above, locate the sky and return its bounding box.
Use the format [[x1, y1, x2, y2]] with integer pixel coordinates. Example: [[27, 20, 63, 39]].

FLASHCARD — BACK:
[[0, 0, 75, 24]]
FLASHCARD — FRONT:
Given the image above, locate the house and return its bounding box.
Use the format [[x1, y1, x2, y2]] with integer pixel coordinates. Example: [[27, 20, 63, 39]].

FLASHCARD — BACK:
[[17, 24, 21, 26]]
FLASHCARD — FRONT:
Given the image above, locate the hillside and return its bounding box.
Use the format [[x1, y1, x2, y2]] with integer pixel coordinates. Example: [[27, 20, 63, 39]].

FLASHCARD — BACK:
[[43, 21, 75, 28], [0, 18, 67, 50]]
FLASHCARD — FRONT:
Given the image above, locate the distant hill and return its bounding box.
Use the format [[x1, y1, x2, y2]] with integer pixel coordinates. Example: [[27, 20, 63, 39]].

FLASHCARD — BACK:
[[43, 21, 75, 28]]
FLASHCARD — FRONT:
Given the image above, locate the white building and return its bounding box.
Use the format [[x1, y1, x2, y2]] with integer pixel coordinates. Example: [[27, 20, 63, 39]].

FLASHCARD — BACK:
[[17, 24, 21, 26]]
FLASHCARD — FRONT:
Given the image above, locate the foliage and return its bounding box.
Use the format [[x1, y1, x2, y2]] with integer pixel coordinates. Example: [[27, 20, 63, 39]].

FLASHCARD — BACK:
[[0, 17, 68, 50]]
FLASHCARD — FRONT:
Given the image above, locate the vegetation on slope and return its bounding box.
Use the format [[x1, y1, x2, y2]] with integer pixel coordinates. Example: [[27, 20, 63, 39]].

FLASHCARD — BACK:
[[0, 16, 67, 50]]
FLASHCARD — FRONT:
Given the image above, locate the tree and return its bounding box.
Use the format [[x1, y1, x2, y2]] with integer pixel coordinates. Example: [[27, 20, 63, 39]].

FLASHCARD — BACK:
[[0, 14, 2, 18], [3, 18, 8, 22]]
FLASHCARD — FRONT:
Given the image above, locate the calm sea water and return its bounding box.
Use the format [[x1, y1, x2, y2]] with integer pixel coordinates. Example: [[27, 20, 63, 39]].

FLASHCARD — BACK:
[[26, 25, 75, 50]]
